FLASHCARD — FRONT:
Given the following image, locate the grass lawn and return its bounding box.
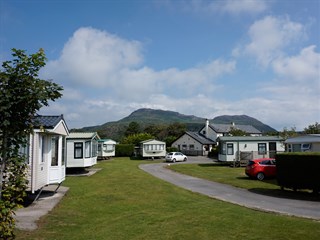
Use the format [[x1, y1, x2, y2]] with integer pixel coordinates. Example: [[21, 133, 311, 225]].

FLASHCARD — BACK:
[[16, 158, 320, 240]]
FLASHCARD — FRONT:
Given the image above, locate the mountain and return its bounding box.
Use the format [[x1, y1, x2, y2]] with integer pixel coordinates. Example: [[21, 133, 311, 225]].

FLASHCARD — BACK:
[[78, 108, 277, 140], [212, 115, 276, 133]]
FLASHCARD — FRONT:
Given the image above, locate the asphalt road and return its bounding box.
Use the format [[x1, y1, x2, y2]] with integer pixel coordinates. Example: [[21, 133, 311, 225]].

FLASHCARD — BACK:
[[139, 156, 320, 220]]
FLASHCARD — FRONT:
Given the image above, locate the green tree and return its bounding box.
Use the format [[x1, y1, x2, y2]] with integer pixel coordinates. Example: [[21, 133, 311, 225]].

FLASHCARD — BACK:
[[0, 48, 63, 238], [167, 122, 186, 138], [279, 126, 298, 140], [304, 122, 320, 134], [125, 121, 141, 136], [228, 127, 248, 136], [121, 133, 155, 146]]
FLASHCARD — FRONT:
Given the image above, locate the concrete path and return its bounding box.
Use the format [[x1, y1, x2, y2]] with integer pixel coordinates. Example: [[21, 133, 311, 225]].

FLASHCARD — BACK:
[[139, 156, 320, 220], [14, 186, 69, 231]]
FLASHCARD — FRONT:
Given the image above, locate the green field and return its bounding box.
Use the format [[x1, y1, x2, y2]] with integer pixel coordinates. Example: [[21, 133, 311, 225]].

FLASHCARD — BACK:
[[16, 158, 320, 240]]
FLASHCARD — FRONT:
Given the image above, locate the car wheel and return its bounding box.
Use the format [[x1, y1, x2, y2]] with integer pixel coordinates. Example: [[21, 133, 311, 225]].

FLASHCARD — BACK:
[[183, 157, 187, 161], [256, 172, 265, 181], [173, 158, 176, 163]]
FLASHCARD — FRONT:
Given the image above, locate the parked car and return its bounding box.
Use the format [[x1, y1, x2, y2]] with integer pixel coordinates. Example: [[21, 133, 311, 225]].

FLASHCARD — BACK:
[[165, 152, 187, 162], [245, 158, 276, 180]]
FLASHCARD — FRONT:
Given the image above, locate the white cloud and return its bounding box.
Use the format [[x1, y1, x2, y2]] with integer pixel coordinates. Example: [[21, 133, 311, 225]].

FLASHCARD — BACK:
[[177, 0, 269, 15], [45, 27, 143, 88], [243, 15, 305, 67], [218, 0, 268, 15], [272, 45, 320, 83]]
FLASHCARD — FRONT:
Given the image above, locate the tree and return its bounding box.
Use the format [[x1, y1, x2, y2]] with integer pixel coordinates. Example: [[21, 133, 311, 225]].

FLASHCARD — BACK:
[[121, 133, 155, 146], [279, 126, 298, 140], [228, 127, 248, 136], [125, 121, 141, 136], [304, 122, 320, 134], [0, 48, 63, 238]]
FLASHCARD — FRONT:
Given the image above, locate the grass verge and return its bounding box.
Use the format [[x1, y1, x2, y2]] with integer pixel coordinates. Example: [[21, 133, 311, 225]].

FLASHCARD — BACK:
[[16, 158, 320, 240]]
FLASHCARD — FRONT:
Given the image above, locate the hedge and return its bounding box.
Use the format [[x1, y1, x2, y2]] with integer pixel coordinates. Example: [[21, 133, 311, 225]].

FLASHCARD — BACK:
[[115, 144, 135, 157], [276, 152, 320, 192]]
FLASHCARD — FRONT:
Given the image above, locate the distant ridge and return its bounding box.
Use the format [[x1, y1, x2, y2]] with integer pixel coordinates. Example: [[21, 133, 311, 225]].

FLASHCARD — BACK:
[[79, 108, 277, 140]]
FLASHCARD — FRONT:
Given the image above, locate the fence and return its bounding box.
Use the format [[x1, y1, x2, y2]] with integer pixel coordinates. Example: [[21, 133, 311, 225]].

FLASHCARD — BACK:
[[234, 151, 283, 167]]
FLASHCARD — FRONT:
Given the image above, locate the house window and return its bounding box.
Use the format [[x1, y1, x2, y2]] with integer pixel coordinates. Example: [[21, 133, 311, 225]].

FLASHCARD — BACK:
[[258, 143, 267, 154], [74, 142, 83, 159], [51, 136, 59, 166], [227, 143, 233, 155], [85, 141, 91, 158], [189, 144, 195, 150], [182, 144, 187, 150]]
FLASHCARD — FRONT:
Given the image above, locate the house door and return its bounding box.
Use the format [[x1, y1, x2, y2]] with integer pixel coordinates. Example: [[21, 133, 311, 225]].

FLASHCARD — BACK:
[[269, 142, 276, 158]]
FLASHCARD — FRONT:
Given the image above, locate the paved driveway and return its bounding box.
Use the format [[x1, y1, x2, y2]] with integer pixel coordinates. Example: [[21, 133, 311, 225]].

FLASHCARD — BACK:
[[140, 156, 320, 220]]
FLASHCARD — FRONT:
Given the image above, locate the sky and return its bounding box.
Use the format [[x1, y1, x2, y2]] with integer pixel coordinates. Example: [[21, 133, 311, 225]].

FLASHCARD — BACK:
[[0, 0, 319, 131]]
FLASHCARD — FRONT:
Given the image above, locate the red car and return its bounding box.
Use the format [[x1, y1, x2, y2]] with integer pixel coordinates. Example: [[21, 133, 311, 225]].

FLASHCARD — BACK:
[[245, 158, 276, 180]]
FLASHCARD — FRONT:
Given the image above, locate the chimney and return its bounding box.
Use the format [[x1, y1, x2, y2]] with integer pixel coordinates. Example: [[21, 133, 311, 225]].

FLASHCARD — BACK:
[[205, 119, 209, 138]]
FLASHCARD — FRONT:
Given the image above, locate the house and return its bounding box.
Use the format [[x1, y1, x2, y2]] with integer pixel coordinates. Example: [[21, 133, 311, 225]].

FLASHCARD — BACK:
[[285, 134, 320, 152], [23, 115, 69, 193], [97, 139, 116, 160], [140, 139, 166, 158], [171, 131, 216, 156], [66, 132, 100, 168], [218, 136, 284, 162], [199, 119, 262, 141], [170, 119, 261, 156]]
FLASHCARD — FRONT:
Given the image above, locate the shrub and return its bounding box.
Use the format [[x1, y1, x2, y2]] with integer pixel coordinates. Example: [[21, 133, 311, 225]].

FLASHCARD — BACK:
[[166, 147, 178, 153], [276, 152, 320, 192], [115, 144, 135, 157]]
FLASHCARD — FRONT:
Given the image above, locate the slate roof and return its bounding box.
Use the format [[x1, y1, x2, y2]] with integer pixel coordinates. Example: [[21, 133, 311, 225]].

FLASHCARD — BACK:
[[67, 132, 100, 139], [33, 115, 65, 129], [285, 134, 320, 144], [185, 131, 216, 145], [210, 123, 261, 134]]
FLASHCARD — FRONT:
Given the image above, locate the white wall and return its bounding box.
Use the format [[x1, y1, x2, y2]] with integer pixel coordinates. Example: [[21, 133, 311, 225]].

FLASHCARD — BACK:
[[172, 134, 203, 151]]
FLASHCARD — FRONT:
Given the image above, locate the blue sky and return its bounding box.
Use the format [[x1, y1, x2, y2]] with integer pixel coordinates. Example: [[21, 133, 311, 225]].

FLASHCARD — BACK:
[[1, 0, 319, 130]]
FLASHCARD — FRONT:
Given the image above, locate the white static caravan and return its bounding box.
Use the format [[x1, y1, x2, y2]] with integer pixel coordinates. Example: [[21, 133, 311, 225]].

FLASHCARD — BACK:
[[66, 132, 100, 168], [97, 139, 116, 160], [285, 134, 320, 152], [25, 115, 69, 193], [218, 136, 284, 162], [140, 139, 166, 158]]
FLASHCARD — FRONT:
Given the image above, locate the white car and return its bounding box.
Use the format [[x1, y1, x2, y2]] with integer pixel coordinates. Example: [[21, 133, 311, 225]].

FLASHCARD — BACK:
[[165, 152, 187, 163]]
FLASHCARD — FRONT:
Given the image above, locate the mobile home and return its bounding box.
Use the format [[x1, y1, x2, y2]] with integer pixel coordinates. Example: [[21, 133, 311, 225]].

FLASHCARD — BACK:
[[66, 132, 100, 168], [97, 139, 116, 160], [24, 115, 69, 193], [140, 139, 166, 158]]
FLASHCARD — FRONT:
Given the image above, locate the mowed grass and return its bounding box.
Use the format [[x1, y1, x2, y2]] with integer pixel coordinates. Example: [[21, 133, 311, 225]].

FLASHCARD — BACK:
[[16, 158, 320, 240]]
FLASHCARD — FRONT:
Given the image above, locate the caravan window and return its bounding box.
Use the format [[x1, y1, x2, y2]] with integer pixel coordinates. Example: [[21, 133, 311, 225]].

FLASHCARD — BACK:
[[85, 141, 91, 158], [74, 142, 83, 158], [227, 144, 233, 155], [301, 143, 311, 152], [51, 136, 59, 166], [258, 143, 267, 154]]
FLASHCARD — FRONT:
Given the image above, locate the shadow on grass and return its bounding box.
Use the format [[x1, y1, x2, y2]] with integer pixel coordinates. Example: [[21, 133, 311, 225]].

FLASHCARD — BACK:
[[248, 188, 320, 202], [198, 163, 230, 167]]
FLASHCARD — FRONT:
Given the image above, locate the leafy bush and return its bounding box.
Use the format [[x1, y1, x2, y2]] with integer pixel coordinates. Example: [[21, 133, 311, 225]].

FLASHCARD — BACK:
[[166, 147, 178, 153]]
